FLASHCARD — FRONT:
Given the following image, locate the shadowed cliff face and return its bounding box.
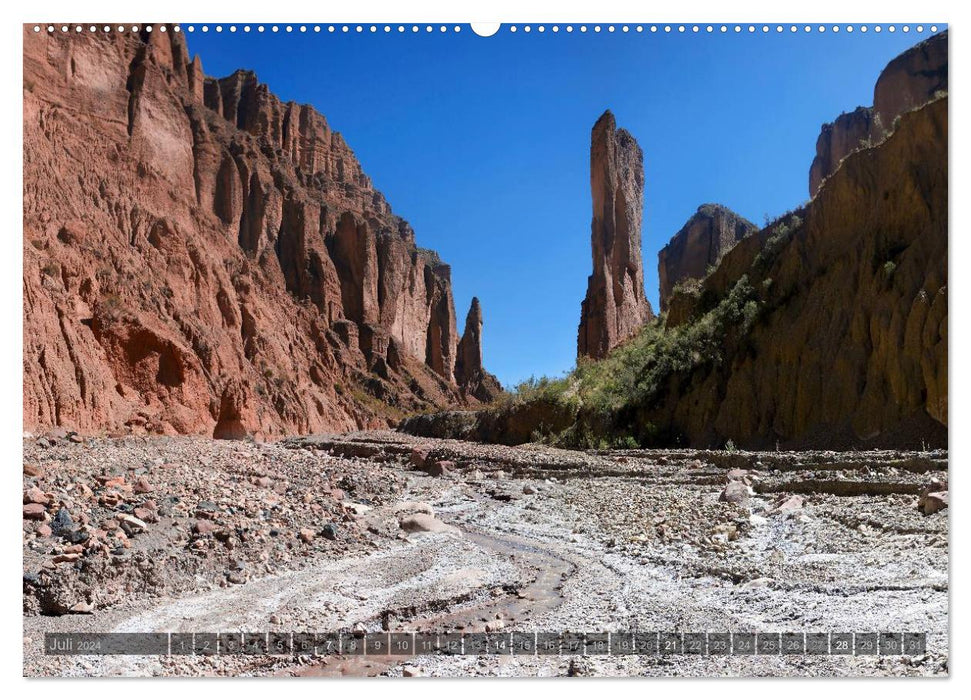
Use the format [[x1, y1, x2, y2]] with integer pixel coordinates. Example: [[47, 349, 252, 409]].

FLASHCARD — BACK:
[[809, 31, 947, 197], [578, 111, 654, 360], [23, 27, 494, 437], [657, 204, 757, 313], [654, 96, 947, 448]]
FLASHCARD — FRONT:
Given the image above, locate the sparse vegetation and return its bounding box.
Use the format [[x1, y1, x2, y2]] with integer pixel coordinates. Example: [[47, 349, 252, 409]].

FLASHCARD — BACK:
[[499, 274, 761, 448]]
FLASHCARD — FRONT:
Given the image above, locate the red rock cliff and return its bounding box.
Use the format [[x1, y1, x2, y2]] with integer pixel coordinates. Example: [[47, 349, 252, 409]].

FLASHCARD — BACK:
[[578, 111, 654, 359], [23, 26, 493, 437]]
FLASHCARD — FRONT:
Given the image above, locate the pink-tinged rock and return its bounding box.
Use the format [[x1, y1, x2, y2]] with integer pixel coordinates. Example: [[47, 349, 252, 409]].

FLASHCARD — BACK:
[[24, 486, 50, 505], [192, 520, 218, 535], [52, 552, 82, 564], [719, 482, 751, 505], [23, 503, 47, 520], [133, 477, 153, 494], [409, 448, 430, 469]]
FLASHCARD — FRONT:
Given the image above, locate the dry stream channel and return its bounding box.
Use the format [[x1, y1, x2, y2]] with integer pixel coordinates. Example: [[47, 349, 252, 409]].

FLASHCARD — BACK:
[[24, 431, 949, 677]]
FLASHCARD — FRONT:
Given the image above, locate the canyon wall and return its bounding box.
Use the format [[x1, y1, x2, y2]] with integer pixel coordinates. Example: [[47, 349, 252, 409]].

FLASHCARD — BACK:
[[23, 26, 496, 437], [658, 96, 947, 448], [577, 111, 654, 359]]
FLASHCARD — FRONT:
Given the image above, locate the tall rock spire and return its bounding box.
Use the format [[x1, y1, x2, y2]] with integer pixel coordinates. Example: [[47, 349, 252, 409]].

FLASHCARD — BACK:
[[578, 110, 654, 359], [455, 298, 502, 402]]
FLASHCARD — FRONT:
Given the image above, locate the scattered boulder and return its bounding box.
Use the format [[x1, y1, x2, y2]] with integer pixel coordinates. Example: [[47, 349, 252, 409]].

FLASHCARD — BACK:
[[918, 491, 948, 516], [23, 503, 47, 521], [50, 507, 74, 535], [24, 486, 50, 505], [719, 481, 751, 505], [770, 495, 805, 515], [398, 514, 459, 535]]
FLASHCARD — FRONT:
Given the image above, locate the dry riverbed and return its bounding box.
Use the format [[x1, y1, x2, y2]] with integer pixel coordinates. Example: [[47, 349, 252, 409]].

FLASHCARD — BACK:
[[22, 431, 949, 677]]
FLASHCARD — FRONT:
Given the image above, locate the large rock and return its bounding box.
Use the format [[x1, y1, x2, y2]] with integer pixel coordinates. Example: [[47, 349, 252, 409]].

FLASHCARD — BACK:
[[658, 204, 757, 311], [578, 111, 654, 359], [455, 298, 502, 402], [23, 26, 495, 437], [809, 31, 947, 196]]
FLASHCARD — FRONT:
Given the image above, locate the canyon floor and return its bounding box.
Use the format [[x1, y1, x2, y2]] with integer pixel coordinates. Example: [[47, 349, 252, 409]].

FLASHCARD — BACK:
[[22, 431, 948, 677]]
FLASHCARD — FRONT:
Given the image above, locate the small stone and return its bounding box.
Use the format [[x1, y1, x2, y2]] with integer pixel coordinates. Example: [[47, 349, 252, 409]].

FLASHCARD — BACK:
[[117, 513, 147, 535], [409, 448, 430, 469], [24, 486, 50, 505], [321, 523, 339, 540], [52, 552, 81, 564], [69, 601, 94, 614], [192, 520, 218, 535], [398, 514, 459, 535], [726, 469, 749, 483], [298, 528, 315, 543], [133, 477, 153, 494], [133, 507, 158, 523], [402, 666, 420, 678], [422, 460, 451, 477], [36, 524, 52, 537], [771, 495, 804, 514], [719, 482, 751, 505], [24, 464, 43, 477], [522, 484, 538, 495], [919, 491, 948, 515], [23, 503, 47, 520], [741, 577, 773, 590]]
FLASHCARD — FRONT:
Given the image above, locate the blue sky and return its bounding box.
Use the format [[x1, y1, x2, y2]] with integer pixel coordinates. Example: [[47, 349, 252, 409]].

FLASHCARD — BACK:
[[187, 25, 940, 388]]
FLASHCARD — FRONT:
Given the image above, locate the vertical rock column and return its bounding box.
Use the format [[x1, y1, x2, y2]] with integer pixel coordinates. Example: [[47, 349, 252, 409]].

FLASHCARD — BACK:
[[578, 110, 654, 359], [455, 298, 502, 402]]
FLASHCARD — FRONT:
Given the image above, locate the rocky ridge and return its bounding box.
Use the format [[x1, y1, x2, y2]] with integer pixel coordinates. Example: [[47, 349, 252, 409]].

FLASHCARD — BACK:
[[657, 204, 758, 312], [809, 31, 947, 196], [23, 26, 499, 438]]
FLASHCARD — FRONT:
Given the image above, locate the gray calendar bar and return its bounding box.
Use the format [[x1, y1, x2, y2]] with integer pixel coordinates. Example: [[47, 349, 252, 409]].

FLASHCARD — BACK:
[[44, 631, 927, 657]]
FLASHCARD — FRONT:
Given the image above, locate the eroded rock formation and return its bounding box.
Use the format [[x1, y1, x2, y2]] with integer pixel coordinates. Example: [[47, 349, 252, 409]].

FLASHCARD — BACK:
[[454, 298, 502, 402], [578, 111, 654, 359], [657, 204, 757, 311], [23, 26, 492, 437], [659, 94, 947, 448], [809, 31, 947, 197]]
